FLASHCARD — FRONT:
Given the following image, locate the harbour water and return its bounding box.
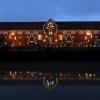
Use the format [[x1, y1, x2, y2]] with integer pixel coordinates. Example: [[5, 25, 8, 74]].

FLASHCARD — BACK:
[[0, 60, 100, 100], [0, 85, 100, 100]]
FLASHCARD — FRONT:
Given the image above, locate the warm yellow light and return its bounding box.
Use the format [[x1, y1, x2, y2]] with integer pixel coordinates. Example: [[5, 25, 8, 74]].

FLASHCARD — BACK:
[[43, 39, 46, 42], [37, 34, 42, 40], [85, 36, 87, 40], [19, 42, 21, 45], [86, 31, 91, 36], [9, 32, 15, 39], [14, 36, 17, 40], [59, 35, 63, 40], [55, 39, 58, 42], [11, 32, 15, 36]]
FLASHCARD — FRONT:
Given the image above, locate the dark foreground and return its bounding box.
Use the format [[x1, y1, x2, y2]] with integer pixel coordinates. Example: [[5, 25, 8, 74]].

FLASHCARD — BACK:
[[0, 80, 100, 85]]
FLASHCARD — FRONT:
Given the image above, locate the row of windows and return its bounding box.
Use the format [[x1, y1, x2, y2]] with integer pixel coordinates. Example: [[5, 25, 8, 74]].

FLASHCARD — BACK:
[[0, 30, 99, 35]]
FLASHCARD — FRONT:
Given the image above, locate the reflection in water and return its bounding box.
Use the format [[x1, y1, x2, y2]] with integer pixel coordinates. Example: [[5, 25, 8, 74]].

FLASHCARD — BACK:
[[43, 76, 58, 89], [0, 85, 100, 100]]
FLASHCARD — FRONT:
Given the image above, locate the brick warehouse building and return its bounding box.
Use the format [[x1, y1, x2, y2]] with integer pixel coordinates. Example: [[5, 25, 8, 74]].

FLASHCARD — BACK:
[[0, 18, 100, 50], [0, 18, 99, 72], [0, 18, 99, 61]]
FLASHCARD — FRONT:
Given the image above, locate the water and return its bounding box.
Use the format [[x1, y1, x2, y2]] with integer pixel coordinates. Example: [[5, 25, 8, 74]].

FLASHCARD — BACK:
[[0, 85, 100, 100]]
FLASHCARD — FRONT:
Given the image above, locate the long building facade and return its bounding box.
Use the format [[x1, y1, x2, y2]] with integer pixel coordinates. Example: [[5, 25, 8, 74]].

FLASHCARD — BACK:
[[0, 18, 100, 49]]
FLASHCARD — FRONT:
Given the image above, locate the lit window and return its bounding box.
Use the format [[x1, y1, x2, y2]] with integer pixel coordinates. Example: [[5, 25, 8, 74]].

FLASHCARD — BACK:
[[63, 31, 67, 35], [43, 39, 46, 42], [59, 35, 63, 40], [19, 42, 21, 45], [94, 31, 99, 34], [71, 31, 76, 34], [37, 34, 42, 40], [19, 36, 22, 39], [14, 36, 17, 40], [3, 32, 8, 35], [27, 36, 29, 39], [5, 36, 7, 39], [17, 31, 22, 35], [79, 31, 84, 34], [4, 42, 7, 45], [55, 39, 58, 42], [86, 31, 92, 36], [25, 31, 30, 34]]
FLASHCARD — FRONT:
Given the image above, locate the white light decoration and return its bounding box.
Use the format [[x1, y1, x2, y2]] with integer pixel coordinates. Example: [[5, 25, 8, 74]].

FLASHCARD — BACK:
[[37, 34, 42, 40], [27, 33, 37, 44], [66, 33, 73, 42], [43, 76, 58, 90], [43, 18, 58, 35]]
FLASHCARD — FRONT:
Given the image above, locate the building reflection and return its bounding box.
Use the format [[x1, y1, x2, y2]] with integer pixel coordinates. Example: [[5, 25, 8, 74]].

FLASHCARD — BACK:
[[0, 70, 98, 81]]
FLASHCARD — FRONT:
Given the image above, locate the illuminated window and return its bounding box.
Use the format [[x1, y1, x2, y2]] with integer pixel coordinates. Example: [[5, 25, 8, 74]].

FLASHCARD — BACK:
[[4, 42, 7, 45], [71, 31, 76, 34], [55, 39, 58, 42], [37, 34, 42, 40], [86, 31, 92, 36], [17, 31, 22, 35], [5, 36, 7, 39], [3, 31, 8, 35], [27, 36, 29, 39], [19, 42, 21, 45], [43, 39, 46, 42], [79, 31, 84, 34], [10, 32, 15, 36], [94, 31, 99, 34], [25, 31, 30, 35], [59, 35, 63, 40], [19, 36, 22, 39], [14, 36, 17, 40], [63, 31, 67, 35]]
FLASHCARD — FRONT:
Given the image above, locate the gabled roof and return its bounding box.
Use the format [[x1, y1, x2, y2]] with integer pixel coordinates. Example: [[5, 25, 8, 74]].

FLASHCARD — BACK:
[[0, 21, 100, 30]]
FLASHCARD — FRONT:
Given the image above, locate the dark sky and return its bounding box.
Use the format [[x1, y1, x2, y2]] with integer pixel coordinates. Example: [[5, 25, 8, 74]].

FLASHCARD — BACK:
[[0, 0, 100, 21]]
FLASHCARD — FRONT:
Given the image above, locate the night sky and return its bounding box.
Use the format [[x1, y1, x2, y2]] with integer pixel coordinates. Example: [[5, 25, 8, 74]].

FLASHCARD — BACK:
[[0, 0, 100, 21]]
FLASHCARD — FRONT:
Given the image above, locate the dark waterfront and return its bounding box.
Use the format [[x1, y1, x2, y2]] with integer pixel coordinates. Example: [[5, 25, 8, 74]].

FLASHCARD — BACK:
[[0, 85, 100, 100], [0, 51, 100, 100]]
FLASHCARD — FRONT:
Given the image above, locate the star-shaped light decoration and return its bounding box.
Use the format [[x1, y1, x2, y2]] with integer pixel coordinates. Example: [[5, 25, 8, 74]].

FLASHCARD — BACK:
[[43, 18, 58, 35]]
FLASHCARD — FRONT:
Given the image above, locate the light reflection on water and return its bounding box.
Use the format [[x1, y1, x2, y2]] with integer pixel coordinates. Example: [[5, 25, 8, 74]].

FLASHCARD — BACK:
[[0, 85, 100, 100]]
